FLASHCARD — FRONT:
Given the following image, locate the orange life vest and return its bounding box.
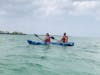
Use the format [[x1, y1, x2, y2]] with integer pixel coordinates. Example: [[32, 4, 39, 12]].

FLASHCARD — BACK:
[[44, 36, 51, 43], [61, 35, 68, 43]]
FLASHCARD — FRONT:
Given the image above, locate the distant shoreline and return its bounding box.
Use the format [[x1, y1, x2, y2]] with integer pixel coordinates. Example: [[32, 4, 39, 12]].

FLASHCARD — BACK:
[[0, 31, 27, 35]]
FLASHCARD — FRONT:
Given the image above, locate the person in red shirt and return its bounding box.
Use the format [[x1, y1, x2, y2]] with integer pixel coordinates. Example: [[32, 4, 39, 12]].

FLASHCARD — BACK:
[[61, 33, 68, 43], [44, 33, 51, 43]]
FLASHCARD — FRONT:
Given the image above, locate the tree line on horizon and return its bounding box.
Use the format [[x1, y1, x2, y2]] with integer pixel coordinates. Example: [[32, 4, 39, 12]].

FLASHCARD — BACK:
[[0, 30, 26, 35]]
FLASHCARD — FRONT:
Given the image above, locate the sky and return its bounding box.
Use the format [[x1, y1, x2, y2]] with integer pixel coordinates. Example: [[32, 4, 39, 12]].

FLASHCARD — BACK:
[[0, 0, 100, 36]]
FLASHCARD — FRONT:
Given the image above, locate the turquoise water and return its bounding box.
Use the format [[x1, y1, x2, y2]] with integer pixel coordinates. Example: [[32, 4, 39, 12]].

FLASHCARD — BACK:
[[0, 34, 100, 75]]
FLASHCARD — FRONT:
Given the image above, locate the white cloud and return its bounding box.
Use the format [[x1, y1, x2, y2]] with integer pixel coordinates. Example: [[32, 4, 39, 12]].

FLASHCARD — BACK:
[[0, 0, 99, 18], [31, 0, 100, 20], [32, 0, 72, 16], [69, 1, 97, 16], [73, 1, 96, 9]]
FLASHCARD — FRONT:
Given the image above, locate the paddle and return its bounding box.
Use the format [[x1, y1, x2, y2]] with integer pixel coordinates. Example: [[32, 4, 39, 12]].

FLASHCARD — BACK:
[[50, 36, 55, 39], [34, 34, 61, 42], [34, 34, 43, 41], [51, 36, 61, 42]]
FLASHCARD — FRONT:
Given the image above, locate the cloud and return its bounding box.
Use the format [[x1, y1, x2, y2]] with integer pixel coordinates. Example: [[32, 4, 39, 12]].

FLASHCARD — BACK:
[[32, 0, 72, 17], [0, 0, 33, 18], [0, 0, 100, 17], [69, 1, 97, 16], [0, 0, 100, 19], [31, 0, 100, 20]]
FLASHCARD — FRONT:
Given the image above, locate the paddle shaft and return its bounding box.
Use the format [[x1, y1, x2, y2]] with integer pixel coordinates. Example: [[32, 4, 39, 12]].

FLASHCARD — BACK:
[[34, 34, 43, 41]]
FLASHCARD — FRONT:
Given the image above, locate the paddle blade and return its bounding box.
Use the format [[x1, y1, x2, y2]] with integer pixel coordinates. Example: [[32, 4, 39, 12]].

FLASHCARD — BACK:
[[51, 36, 55, 39], [34, 34, 39, 37]]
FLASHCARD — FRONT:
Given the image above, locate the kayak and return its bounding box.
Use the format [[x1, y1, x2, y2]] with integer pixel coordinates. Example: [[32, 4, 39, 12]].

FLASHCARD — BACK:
[[27, 40, 74, 46]]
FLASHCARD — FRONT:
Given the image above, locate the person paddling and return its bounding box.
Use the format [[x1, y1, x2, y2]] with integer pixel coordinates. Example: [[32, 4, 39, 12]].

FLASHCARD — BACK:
[[44, 33, 51, 44], [61, 33, 68, 43]]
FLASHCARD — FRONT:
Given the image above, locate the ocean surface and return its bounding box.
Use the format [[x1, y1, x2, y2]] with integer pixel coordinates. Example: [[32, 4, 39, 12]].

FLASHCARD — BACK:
[[0, 34, 100, 75]]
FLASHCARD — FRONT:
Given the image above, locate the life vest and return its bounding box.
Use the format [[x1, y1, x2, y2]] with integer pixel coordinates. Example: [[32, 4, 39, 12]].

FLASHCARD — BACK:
[[61, 35, 68, 43], [44, 36, 51, 43]]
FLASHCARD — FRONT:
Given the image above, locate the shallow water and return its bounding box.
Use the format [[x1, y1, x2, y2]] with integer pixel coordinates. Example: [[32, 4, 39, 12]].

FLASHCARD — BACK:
[[0, 34, 100, 75]]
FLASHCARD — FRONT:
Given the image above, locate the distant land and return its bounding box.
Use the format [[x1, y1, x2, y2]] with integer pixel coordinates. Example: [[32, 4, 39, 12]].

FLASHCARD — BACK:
[[0, 30, 27, 35]]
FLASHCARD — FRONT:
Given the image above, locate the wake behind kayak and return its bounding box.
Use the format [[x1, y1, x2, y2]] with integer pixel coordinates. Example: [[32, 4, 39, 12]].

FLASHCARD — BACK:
[[27, 40, 74, 46]]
